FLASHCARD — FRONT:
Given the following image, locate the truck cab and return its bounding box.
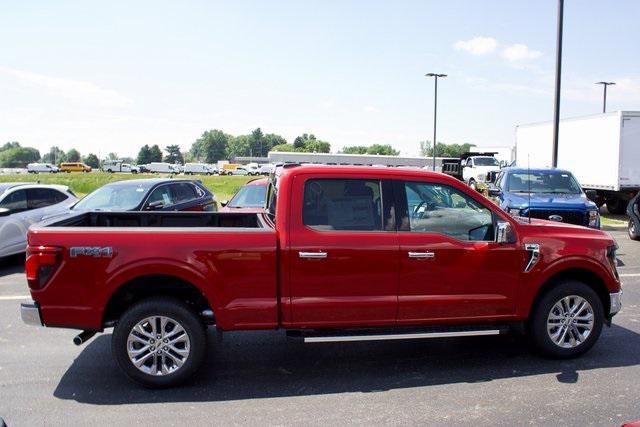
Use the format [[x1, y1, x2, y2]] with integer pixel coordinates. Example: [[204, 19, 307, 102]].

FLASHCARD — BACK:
[[462, 156, 501, 189]]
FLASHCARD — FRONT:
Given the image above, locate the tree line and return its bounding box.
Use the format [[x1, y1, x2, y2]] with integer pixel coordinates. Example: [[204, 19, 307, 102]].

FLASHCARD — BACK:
[[0, 133, 478, 169]]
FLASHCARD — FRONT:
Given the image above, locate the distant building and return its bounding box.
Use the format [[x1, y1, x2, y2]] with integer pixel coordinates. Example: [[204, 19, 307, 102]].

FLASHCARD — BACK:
[[267, 151, 445, 169]]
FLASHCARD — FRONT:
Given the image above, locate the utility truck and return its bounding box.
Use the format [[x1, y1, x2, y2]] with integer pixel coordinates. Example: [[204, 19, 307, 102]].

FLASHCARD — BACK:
[[516, 111, 640, 214]]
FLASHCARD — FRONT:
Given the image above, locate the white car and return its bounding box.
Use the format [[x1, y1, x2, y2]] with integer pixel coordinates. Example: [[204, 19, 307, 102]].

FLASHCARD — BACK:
[[145, 162, 178, 174], [183, 163, 215, 175], [258, 164, 275, 175], [230, 166, 249, 176], [0, 183, 78, 257], [102, 161, 140, 174], [27, 163, 59, 174]]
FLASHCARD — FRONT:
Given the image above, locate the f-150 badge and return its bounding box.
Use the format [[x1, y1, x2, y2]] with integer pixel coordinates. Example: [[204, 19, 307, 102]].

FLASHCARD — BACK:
[[70, 246, 113, 258]]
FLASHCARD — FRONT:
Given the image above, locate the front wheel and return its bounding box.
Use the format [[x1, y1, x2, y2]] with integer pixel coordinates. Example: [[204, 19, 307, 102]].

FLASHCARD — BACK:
[[630, 219, 640, 241], [112, 297, 207, 388], [529, 281, 603, 359]]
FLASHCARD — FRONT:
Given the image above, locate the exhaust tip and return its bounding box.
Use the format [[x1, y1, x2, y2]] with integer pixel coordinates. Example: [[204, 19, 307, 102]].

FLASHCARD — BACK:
[[73, 330, 96, 346]]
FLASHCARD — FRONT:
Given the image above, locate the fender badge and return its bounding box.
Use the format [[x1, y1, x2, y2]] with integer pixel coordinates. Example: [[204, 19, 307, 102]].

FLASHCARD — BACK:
[[70, 247, 113, 258]]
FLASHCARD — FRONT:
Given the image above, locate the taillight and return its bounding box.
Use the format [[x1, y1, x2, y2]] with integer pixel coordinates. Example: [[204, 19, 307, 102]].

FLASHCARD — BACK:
[[25, 246, 62, 290]]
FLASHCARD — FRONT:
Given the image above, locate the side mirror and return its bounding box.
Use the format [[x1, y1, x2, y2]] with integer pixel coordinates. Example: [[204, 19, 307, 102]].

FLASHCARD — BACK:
[[584, 189, 597, 200], [495, 221, 516, 244], [488, 187, 502, 197], [146, 201, 164, 211], [220, 200, 228, 207], [0, 208, 10, 217]]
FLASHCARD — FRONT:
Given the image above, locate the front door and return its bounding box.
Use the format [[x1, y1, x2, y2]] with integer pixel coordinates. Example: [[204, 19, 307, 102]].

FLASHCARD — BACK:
[[288, 176, 399, 327], [395, 180, 523, 323]]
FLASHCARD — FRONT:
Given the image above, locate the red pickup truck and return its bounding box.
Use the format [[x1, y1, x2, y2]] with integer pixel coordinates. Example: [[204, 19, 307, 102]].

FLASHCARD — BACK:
[[21, 165, 623, 388]]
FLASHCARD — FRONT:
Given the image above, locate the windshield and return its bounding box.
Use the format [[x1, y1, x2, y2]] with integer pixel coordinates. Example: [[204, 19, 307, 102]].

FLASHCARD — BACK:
[[73, 182, 154, 211], [474, 157, 499, 166], [506, 172, 582, 194], [228, 184, 267, 208]]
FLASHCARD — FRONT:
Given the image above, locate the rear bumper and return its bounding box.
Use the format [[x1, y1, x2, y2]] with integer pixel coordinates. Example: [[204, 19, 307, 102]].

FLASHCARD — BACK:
[[610, 290, 623, 316], [21, 302, 43, 326]]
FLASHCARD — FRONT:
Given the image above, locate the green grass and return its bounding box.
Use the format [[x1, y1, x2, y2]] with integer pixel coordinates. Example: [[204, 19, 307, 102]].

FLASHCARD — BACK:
[[0, 172, 254, 201], [600, 213, 628, 227]]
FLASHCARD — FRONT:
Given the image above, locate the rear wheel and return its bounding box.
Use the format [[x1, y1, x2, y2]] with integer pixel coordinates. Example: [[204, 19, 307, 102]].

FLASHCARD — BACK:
[[112, 297, 207, 388], [630, 219, 640, 241], [529, 281, 603, 358]]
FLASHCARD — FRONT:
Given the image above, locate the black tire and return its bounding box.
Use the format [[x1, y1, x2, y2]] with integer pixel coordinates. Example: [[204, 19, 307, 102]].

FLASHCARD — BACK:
[[606, 197, 628, 215], [112, 296, 207, 388], [529, 281, 604, 359], [630, 219, 640, 241]]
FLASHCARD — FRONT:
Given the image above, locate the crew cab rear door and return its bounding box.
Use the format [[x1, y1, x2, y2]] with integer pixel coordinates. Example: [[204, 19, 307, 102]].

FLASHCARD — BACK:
[[394, 179, 522, 322], [288, 175, 399, 327]]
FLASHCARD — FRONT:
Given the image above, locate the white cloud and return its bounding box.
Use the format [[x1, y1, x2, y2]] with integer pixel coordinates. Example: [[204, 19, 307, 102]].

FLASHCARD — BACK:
[[501, 44, 542, 62], [0, 65, 133, 108], [363, 106, 379, 113], [453, 37, 498, 56]]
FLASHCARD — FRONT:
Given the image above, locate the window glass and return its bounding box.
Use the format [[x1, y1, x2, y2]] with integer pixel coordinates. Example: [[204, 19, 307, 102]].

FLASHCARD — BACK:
[[27, 188, 66, 209], [402, 181, 494, 241], [146, 185, 174, 207], [0, 190, 27, 212], [228, 185, 267, 208], [303, 179, 383, 231], [171, 183, 198, 204], [506, 172, 581, 194]]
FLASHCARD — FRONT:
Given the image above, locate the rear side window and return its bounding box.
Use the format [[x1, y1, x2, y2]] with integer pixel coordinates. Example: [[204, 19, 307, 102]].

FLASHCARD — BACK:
[[27, 188, 68, 209], [303, 179, 383, 231], [171, 183, 198, 204], [0, 189, 27, 212], [146, 185, 174, 207]]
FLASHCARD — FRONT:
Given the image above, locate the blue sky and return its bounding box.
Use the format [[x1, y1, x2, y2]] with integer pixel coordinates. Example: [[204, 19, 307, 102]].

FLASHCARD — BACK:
[[1, 0, 638, 158]]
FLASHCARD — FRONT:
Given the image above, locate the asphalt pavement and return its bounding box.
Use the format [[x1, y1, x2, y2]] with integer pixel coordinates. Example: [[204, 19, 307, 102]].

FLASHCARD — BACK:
[[1, 229, 639, 426]]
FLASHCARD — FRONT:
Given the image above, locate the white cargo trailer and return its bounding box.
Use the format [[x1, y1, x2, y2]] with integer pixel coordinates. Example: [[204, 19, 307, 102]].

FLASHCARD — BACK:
[[515, 111, 640, 213]]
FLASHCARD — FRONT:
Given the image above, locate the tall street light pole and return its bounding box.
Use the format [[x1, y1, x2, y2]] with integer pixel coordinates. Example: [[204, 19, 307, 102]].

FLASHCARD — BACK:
[[425, 73, 447, 171], [551, 0, 564, 168], [595, 81, 615, 113]]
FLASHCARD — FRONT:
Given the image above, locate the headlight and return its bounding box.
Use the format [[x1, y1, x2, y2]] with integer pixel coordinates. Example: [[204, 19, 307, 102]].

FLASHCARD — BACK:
[[588, 210, 599, 228], [508, 208, 521, 216]]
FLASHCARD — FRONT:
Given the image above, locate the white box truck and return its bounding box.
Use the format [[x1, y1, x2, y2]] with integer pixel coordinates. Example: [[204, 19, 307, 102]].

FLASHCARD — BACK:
[[515, 111, 640, 214]]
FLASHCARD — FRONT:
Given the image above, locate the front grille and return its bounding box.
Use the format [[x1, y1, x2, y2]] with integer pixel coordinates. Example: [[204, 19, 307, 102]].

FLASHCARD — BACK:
[[527, 209, 585, 226]]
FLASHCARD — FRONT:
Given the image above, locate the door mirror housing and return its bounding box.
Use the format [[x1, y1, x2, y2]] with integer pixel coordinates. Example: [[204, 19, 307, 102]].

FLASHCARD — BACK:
[[488, 187, 502, 197], [0, 207, 10, 217], [146, 201, 164, 211], [495, 221, 516, 244], [220, 200, 228, 207]]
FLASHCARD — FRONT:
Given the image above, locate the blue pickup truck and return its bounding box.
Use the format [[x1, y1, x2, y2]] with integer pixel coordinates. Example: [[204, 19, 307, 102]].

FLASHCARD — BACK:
[[488, 167, 600, 229]]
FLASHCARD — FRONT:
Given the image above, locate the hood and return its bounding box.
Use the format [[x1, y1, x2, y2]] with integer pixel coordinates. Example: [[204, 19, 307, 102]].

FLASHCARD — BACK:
[[506, 192, 597, 210]]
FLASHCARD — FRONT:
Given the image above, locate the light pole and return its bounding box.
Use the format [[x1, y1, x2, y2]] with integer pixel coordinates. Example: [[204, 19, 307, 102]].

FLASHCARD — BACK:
[[551, 0, 564, 168], [595, 81, 615, 113], [425, 73, 446, 171]]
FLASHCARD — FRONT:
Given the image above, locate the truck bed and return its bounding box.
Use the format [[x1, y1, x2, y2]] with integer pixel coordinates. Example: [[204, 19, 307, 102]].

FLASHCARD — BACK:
[[28, 211, 278, 331]]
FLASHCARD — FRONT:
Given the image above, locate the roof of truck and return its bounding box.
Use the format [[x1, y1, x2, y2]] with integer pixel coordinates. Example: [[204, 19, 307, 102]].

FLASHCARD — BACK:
[[278, 164, 452, 180]]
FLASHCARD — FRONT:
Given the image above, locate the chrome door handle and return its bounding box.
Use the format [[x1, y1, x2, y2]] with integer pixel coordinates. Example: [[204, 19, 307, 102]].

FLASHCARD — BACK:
[[408, 251, 435, 259], [299, 251, 327, 259]]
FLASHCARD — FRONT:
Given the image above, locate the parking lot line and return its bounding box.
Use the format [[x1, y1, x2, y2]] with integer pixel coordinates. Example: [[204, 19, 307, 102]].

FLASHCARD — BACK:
[[0, 295, 30, 301], [620, 273, 640, 277]]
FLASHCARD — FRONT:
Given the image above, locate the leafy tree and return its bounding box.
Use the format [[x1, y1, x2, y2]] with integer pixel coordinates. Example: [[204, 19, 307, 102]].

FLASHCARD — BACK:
[[366, 144, 399, 156], [270, 143, 296, 152], [136, 145, 152, 165], [0, 147, 41, 168], [83, 153, 100, 168], [341, 146, 368, 154], [1, 141, 20, 151], [66, 148, 81, 162], [293, 136, 305, 149], [190, 130, 230, 163], [107, 152, 119, 160], [420, 141, 476, 158], [164, 144, 184, 164], [263, 133, 287, 153], [42, 146, 66, 164], [149, 145, 163, 162], [304, 139, 331, 153], [226, 135, 251, 158]]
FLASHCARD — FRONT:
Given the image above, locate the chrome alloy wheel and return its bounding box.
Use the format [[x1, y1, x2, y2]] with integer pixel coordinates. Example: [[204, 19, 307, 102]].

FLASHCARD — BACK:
[[126, 316, 191, 376], [547, 295, 594, 349]]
